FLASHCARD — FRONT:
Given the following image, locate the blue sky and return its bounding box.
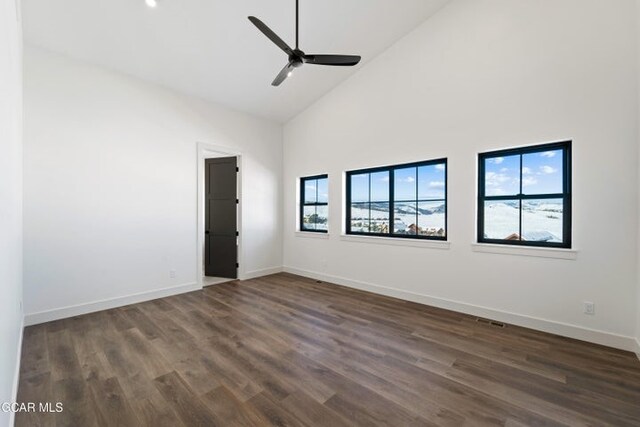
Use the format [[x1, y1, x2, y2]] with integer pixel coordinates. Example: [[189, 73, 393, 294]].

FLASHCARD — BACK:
[[317, 178, 328, 202], [485, 149, 563, 196], [351, 171, 389, 202], [304, 177, 328, 203], [351, 163, 446, 203], [397, 164, 446, 201]]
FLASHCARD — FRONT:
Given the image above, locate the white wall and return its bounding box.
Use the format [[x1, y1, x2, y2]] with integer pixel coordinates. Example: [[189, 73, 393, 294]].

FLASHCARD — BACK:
[[23, 47, 283, 322], [0, 0, 24, 424], [284, 0, 639, 350]]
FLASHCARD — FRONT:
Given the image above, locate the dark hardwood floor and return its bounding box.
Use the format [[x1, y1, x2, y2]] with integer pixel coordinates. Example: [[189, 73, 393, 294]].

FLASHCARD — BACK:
[[16, 273, 640, 426]]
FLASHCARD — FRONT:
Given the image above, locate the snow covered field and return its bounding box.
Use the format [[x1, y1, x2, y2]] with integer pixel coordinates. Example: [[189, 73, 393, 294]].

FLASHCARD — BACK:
[[347, 200, 562, 242], [304, 195, 566, 243], [484, 200, 563, 242], [350, 203, 445, 235]]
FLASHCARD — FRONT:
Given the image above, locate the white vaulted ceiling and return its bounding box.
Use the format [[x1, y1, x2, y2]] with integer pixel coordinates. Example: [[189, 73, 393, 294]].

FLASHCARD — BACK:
[[22, 0, 450, 122]]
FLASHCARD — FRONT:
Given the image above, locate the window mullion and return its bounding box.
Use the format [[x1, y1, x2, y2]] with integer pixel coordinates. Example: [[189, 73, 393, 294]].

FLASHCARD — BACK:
[[368, 173, 372, 233], [389, 168, 394, 236], [310, 205, 315, 231], [300, 179, 303, 231], [520, 194, 564, 200], [316, 179, 318, 203], [519, 154, 523, 241], [414, 166, 418, 236], [346, 174, 351, 234]]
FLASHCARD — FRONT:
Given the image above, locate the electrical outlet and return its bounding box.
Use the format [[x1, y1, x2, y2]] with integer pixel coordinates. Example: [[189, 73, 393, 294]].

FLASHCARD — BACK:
[[583, 301, 595, 315], [169, 269, 176, 279]]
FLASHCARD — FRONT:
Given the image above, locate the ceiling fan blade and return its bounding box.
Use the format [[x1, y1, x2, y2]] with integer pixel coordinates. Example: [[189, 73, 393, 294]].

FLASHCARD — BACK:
[[248, 16, 293, 55], [272, 62, 295, 87], [302, 54, 361, 66]]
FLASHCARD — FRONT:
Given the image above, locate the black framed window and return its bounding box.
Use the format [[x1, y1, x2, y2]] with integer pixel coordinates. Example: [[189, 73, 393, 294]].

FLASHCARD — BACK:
[[300, 175, 328, 232], [478, 141, 571, 248], [346, 159, 447, 240]]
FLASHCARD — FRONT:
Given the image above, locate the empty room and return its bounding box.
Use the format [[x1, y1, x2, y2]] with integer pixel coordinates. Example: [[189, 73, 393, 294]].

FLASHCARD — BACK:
[[2, 0, 640, 425]]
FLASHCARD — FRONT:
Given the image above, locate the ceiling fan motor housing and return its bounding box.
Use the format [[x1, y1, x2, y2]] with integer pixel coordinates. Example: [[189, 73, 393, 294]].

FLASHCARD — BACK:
[[290, 50, 305, 67]]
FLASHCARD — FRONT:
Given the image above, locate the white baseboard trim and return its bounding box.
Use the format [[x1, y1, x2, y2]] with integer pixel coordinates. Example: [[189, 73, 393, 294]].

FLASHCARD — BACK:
[[24, 265, 285, 326], [635, 338, 640, 361], [10, 316, 24, 427], [24, 282, 201, 326], [283, 266, 638, 353], [241, 266, 283, 281]]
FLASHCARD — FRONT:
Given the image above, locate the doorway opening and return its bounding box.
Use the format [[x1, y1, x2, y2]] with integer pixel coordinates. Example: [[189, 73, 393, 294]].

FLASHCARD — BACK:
[[197, 143, 243, 287]]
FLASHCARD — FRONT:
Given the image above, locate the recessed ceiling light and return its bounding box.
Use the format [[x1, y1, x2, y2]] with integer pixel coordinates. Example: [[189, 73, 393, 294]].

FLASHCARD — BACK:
[[145, 0, 157, 8]]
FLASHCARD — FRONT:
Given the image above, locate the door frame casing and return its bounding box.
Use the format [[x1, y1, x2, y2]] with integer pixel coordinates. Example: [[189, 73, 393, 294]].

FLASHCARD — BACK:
[[197, 142, 244, 286]]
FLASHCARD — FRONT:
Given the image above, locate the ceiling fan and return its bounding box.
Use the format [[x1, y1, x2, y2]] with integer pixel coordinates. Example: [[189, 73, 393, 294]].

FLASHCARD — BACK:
[[248, 0, 362, 86]]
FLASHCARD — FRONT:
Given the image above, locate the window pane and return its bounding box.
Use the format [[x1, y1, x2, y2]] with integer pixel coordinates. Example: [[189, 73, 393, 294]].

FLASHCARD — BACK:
[[370, 202, 390, 234], [370, 171, 389, 202], [483, 200, 520, 240], [484, 155, 520, 196], [394, 167, 416, 201], [522, 199, 563, 243], [304, 179, 317, 204], [418, 201, 446, 237], [317, 178, 328, 203], [350, 202, 369, 233], [302, 206, 317, 230], [418, 163, 446, 200], [393, 202, 417, 235], [351, 174, 369, 203], [522, 150, 564, 195], [315, 205, 328, 231]]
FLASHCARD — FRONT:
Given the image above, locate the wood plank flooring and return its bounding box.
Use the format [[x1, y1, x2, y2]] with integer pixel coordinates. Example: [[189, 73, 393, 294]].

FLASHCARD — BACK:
[[16, 273, 640, 426]]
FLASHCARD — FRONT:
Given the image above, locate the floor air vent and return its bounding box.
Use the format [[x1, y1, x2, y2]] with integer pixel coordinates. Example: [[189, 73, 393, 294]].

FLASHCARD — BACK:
[[476, 318, 506, 328]]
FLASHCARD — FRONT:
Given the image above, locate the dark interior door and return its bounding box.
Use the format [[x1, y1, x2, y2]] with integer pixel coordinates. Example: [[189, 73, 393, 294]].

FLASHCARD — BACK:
[[205, 157, 238, 279]]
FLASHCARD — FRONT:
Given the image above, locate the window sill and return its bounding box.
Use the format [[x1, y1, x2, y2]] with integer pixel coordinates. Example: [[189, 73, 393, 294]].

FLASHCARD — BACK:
[[471, 243, 577, 260], [340, 234, 450, 249], [295, 231, 330, 239]]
